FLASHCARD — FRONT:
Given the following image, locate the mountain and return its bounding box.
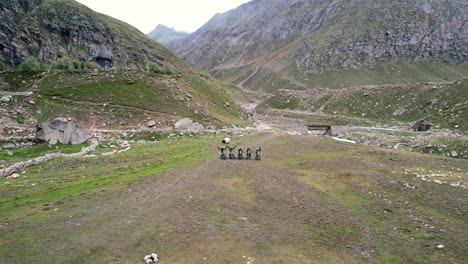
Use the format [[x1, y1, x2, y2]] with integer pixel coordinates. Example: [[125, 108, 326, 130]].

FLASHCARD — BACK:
[[0, 0, 185, 70], [0, 0, 247, 132], [168, 0, 468, 91], [148, 24, 189, 46]]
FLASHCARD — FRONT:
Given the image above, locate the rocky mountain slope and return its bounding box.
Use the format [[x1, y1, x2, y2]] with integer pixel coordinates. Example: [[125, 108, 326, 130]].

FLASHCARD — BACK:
[[148, 24, 189, 46], [0, 0, 185, 70], [168, 0, 468, 91]]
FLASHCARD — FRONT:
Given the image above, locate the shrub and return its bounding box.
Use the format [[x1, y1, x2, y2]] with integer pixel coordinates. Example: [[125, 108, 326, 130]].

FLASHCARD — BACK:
[[72, 59, 83, 70], [17, 57, 41, 73], [51, 60, 69, 70], [83, 61, 96, 69], [198, 71, 212, 79], [147, 62, 162, 74]]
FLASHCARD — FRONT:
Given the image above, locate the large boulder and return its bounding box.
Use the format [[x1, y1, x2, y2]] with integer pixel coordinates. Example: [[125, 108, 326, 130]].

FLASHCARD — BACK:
[[36, 118, 90, 145], [174, 118, 193, 129], [412, 120, 432, 132]]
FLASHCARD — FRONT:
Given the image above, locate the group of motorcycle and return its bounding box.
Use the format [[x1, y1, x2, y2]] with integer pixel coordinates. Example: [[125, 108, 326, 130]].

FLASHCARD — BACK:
[[217, 146, 261, 161]]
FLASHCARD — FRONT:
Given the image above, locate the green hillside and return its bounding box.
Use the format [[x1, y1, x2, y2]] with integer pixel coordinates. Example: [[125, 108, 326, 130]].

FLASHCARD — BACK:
[[1, 70, 247, 130], [260, 78, 468, 130]]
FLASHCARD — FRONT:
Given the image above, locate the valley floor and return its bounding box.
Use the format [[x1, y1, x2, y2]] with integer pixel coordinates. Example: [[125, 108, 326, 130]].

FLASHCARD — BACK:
[[0, 131, 467, 263]]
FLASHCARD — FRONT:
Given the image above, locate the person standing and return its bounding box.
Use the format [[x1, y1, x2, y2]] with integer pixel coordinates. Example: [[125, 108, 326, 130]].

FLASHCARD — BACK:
[[218, 146, 227, 160], [255, 147, 262, 161], [227, 146, 237, 160], [246, 148, 252, 160]]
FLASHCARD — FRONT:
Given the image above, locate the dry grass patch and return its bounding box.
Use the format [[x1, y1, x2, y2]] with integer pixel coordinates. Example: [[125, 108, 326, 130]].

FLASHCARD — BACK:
[[217, 174, 258, 204]]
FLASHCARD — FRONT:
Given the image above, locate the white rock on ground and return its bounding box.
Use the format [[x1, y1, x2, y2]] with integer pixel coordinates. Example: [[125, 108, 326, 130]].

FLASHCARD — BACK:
[[174, 118, 193, 129], [1, 96, 11, 103], [144, 253, 159, 263], [146, 120, 156, 128]]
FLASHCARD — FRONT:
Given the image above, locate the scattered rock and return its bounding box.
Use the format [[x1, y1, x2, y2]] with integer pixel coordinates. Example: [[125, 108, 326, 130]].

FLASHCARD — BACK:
[[1, 96, 11, 103], [6, 173, 20, 179], [450, 150, 458, 157], [436, 244, 445, 249], [392, 107, 406, 117], [146, 120, 156, 128], [2, 143, 16, 149]]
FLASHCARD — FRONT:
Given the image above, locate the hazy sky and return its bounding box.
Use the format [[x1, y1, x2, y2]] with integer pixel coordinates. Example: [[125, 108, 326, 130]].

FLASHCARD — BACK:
[[75, 0, 251, 33]]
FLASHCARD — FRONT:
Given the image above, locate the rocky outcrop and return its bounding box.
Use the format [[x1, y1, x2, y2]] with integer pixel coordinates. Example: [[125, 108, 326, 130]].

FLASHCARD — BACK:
[[36, 118, 90, 145], [168, 0, 468, 84], [0, 0, 183, 70]]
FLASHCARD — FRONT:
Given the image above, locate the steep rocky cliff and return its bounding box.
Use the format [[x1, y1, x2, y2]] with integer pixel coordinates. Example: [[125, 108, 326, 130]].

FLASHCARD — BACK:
[[168, 0, 468, 90], [0, 0, 185, 69], [148, 24, 189, 46]]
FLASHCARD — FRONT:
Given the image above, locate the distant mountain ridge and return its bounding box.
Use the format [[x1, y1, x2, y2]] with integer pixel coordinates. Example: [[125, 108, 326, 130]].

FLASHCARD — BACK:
[[168, 0, 468, 90], [148, 25, 189, 46], [0, 0, 185, 70]]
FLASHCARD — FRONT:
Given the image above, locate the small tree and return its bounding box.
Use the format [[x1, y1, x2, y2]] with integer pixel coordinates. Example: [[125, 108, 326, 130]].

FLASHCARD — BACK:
[[17, 57, 41, 73], [51, 60, 69, 70]]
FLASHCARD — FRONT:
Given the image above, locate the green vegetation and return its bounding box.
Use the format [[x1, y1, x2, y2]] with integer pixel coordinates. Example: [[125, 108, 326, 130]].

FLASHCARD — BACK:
[[147, 61, 175, 75], [301, 62, 468, 89], [0, 136, 210, 219], [14, 114, 25, 124], [147, 61, 162, 74], [222, 60, 468, 93], [71, 59, 94, 70], [260, 77, 468, 129], [265, 95, 300, 110], [199, 71, 212, 79], [17, 57, 41, 73], [0, 54, 5, 71], [0, 142, 86, 166], [31, 69, 246, 126], [215, 79, 242, 93], [51, 60, 69, 70]]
